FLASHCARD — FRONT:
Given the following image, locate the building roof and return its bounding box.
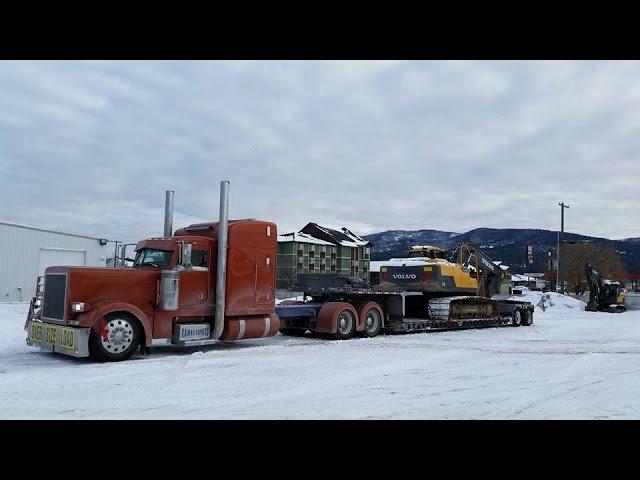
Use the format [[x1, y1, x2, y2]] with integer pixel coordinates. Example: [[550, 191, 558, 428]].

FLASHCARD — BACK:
[[277, 232, 334, 246], [299, 222, 371, 247], [0, 220, 106, 241]]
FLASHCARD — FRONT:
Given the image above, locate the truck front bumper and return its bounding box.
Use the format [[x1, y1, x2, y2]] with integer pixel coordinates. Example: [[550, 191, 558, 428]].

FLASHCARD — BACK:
[[25, 320, 91, 358]]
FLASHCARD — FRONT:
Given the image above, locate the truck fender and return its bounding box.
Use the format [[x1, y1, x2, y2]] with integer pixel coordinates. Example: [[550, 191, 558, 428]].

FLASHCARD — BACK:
[[78, 302, 153, 347], [315, 302, 359, 334]]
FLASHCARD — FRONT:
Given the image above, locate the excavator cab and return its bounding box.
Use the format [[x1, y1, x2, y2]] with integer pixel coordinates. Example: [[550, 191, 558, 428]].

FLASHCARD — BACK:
[[407, 245, 446, 259]]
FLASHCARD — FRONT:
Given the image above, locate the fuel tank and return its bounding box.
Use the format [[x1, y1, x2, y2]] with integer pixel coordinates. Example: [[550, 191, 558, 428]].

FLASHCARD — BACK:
[[219, 312, 280, 341]]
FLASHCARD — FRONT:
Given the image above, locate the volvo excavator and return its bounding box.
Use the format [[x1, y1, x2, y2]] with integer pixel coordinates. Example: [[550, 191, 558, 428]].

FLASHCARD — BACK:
[[378, 242, 506, 296]]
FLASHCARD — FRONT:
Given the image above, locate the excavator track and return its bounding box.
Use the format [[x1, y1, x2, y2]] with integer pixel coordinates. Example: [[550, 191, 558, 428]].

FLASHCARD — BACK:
[[385, 296, 509, 334]]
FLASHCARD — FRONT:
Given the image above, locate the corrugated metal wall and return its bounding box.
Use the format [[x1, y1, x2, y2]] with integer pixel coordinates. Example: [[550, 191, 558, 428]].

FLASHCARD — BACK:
[[0, 222, 109, 302]]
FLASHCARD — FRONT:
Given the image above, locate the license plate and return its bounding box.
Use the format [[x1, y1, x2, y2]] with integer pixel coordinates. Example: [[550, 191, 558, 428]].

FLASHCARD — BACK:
[[177, 323, 210, 341], [59, 327, 75, 349]]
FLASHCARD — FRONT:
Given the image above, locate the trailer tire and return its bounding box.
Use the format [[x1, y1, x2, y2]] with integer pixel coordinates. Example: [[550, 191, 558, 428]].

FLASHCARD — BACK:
[[335, 306, 356, 340], [356, 302, 383, 337], [511, 308, 522, 327], [89, 313, 142, 362], [521, 309, 533, 326], [279, 328, 307, 337], [317, 302, 357, 340]]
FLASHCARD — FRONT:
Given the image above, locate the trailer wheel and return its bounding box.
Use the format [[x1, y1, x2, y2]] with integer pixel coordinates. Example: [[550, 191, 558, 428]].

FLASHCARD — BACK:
[[90, 313, 141, 362], [511, 308, 522, 327], [521, 309, 533, 326], [336, 308, 356, 340], [316, 302, 358, 340], [356, 302, 383, 337]]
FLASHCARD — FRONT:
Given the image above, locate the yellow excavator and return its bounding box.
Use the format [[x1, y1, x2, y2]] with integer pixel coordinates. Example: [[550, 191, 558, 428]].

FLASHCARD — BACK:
[[379, 243, 505, 297], [377, 242, 529, 329]]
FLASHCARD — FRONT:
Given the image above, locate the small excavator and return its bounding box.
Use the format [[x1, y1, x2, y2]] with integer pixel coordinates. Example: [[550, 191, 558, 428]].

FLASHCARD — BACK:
[[585, 263, 626, 313]]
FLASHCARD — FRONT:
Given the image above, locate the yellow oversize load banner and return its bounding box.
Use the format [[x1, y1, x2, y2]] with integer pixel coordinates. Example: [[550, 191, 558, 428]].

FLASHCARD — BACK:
[[28, 322, 76, 349]]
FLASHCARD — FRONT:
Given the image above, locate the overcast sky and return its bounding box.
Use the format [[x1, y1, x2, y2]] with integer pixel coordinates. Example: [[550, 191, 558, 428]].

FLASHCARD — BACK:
[[1, 60, 639, 243]]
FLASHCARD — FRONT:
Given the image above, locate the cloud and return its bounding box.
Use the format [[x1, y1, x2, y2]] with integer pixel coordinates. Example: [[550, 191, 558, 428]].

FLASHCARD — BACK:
[[0, 60, 639, 243]]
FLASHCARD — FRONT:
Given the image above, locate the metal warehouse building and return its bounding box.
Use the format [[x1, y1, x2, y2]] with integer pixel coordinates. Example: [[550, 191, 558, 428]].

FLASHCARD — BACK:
[[0, 221, 109, 302]]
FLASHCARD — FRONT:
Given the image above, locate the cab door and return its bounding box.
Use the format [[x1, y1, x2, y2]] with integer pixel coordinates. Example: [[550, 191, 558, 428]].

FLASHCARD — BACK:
[[178, 246, 212, 311]]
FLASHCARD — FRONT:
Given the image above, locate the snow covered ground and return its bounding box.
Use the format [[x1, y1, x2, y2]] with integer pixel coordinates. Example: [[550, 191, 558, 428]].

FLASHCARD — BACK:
[[1, 292, 639, 419]]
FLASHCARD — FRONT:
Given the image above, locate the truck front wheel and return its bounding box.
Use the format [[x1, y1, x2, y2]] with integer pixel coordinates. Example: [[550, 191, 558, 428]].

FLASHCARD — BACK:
[[90, 314, 142, 362]]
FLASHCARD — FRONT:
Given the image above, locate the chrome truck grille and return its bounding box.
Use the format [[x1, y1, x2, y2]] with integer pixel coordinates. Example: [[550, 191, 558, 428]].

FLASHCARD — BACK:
[[42, 274, 67, 321]]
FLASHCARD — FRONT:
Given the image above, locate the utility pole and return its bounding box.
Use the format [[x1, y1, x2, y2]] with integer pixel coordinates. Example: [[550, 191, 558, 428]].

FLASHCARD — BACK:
[[558, 202, 570, 294]]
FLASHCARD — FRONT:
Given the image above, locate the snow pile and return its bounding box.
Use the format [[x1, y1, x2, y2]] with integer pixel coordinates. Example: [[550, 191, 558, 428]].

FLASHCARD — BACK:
[[496, 288, 586, 312]]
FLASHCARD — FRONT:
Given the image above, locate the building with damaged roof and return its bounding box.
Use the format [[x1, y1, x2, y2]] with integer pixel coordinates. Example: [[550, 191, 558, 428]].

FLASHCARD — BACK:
[[276, 222, 371, 289]]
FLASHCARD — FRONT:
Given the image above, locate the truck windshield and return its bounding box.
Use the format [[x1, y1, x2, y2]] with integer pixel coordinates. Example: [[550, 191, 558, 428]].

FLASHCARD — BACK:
[[133, 249, 173, 267]]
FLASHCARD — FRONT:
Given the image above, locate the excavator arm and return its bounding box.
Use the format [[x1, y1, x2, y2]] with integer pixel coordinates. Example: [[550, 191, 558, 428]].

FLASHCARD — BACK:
[[585, 263, 601, 311], [448, 241, 504, 297]]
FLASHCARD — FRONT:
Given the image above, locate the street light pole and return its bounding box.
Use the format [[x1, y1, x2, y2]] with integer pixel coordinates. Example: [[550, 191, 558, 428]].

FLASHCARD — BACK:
[[558, 202, 570, 294]]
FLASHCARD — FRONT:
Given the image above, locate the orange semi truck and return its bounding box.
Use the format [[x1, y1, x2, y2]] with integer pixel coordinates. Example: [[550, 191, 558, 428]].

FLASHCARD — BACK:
[[25, 182, 280, 361]]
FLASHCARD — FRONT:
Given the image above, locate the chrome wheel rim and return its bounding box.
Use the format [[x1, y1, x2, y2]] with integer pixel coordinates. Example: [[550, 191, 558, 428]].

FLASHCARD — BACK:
[[513, 310, 521, 325], [102, 318, 134, 353], [337, 311, 354, 335], [365, 309, 380, 334]]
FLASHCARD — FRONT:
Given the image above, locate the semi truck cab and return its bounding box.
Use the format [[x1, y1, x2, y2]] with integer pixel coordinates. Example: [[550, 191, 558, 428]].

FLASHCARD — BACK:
[[25, 184, 280, 361]]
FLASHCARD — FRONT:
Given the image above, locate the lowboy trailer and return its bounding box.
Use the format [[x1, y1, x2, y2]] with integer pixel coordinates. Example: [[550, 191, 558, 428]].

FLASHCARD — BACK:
[[277, 277, 534, 339]]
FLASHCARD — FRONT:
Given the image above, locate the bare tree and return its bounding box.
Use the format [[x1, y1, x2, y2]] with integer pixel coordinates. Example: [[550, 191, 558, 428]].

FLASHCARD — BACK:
[[563, 243, 625, 295]]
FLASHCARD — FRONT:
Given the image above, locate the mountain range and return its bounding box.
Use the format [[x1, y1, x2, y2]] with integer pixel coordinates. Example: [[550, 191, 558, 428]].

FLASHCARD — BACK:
[[363, 228, 640, 274]]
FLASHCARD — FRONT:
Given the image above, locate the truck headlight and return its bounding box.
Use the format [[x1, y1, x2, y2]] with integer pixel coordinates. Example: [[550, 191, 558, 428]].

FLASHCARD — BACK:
[[71, 302, 85, 313]]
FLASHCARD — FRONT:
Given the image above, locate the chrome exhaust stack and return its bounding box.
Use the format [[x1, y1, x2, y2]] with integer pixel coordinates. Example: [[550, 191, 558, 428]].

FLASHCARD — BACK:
[[164, 190, 174, 237], [212, 180, 230, 339]]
